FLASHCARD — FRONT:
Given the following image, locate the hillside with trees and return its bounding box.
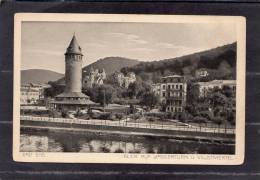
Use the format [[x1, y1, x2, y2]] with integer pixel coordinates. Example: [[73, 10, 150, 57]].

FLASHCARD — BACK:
[[121, 43, 237, 83], [55, 57, 140, 85], [83, 57, 140, 75]]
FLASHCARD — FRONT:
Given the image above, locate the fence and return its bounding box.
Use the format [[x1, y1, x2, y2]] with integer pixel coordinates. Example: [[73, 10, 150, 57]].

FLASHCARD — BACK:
[[20, 115, 235, 134]]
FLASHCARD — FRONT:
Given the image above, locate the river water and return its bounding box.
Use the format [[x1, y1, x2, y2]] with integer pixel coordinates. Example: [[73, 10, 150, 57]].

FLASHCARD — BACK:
[[20, 129, 235, 154]]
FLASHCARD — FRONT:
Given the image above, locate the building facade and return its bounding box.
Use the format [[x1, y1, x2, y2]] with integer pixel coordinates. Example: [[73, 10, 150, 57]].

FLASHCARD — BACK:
[[152, 75, 187, 113], [50, 35, 95, 111], [20, 83, 49, 105], [195, 80, 236, 98], [113, 72, 136, 88], [195, 68, 209, 78], [82, 67, 106, 88]]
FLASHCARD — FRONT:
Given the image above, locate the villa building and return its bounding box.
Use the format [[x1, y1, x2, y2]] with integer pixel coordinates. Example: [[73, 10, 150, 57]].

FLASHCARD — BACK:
[[113, 71, 136, 88], [152, 75, 187, 113], [83, 67, 106, 88], [195, 80, 236, 97]]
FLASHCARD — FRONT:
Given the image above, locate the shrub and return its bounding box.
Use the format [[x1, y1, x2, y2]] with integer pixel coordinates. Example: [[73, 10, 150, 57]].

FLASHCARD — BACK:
[[193, 116, 208, 124], [78, 113, 90, 120], [114, 149, 124, 153], [130, 114, 141, 120], [99, 112, 111, 120], [49, 110, 61, 118], [179, 112, 194, 121], [199, 110, 213, 120], [211, 116, 224, 126], [109, 113, 117, 121], [115, 113, 125, 120]]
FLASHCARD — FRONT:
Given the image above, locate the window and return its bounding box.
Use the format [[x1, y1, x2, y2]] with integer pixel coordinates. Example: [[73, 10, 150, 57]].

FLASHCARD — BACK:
[[168, 85, 171, 89], [180, 85, 183, 90], [163, 85, 166, 90], [163, 92, 166, 97], [180, 92, 182, 97]]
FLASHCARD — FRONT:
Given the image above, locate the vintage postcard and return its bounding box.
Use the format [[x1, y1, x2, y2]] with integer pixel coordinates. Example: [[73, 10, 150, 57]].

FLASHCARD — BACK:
[[13, 13, 245, 164]]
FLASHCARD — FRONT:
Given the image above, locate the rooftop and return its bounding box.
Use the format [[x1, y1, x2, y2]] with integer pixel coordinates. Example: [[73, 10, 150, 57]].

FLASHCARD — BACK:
[[50, 99, 97, 105], [65, 34, 83, 55], [55, 92, 88, 98], [161, 75, 182, 79], [196, 80, 236, 85]]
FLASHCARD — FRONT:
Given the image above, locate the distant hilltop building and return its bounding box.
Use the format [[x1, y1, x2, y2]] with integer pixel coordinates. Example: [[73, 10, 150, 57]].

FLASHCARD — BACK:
[[195, 80, 236, 98], [113, 71, 136, 88], [20, 83, 50, 105], [83, 67, 106, 88], [50, 34, 96, 111], [152, 75, 187, 113], [195, 68, 209, 78]]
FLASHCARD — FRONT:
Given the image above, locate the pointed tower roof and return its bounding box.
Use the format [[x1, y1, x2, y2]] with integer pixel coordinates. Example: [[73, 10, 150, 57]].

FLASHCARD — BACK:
[[65, 34, 83, 55]]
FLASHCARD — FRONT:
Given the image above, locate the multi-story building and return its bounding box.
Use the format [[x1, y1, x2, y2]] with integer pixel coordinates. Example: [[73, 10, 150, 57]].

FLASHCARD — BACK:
[[20, 83, 49, 105], [195, 80, 236, 97], [82, 67, 106, 88], [113, 71, 136, 88], [152, 75, 187, 113]]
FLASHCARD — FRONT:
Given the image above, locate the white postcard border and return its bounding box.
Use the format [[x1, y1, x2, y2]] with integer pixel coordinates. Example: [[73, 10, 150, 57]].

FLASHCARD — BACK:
[[13, 13, 246, 164]]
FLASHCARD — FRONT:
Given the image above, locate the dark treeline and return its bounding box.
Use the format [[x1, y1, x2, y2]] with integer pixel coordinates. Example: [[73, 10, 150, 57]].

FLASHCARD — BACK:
[[121, 43, 236, 83]]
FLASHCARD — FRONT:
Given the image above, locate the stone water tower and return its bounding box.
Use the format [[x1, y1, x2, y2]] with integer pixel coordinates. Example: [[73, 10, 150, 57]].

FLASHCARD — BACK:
[[64, 34, 83, 93], [51, 34, 95, 111]]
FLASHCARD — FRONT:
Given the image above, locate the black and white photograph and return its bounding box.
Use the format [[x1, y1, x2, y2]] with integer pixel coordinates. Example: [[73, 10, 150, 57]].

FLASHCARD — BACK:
[[13, 13, 245, 164]]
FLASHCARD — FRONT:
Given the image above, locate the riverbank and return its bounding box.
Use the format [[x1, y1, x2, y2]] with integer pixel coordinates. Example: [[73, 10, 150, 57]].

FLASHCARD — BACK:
[[20, 127, 235, 154], [21, 116, 235, 144]]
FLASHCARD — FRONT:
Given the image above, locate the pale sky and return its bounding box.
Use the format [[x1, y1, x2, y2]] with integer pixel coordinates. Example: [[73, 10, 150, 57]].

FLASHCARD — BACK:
[[21, 22, 236, 73]]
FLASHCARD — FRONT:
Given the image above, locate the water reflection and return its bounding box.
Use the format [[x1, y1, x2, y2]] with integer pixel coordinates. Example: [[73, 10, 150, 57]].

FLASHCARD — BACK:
[[20, 129, 235, 154]]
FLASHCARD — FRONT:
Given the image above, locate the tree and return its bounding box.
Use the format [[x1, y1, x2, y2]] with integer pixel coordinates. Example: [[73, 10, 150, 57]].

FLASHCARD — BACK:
[[97, 85, 114, 106], [86, 84, 115, 106], [128, 82, 142, 99], [140, 91, 159, 108], [44, 82, 65, 98], [212, 116, 224, 132]]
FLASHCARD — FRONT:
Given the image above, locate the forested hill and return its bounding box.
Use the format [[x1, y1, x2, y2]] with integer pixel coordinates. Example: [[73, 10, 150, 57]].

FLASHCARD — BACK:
[[55, 57, 140, 85], [83, 57, 140, 75], [121, 43, 237, 82], [21, 69, 63, 84]]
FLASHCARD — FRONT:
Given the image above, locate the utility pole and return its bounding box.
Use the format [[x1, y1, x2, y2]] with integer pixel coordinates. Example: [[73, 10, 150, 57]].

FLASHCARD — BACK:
[[103, 89, 106, 112]]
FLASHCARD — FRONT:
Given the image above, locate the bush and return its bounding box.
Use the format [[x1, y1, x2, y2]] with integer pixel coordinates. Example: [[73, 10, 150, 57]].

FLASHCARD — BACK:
[[211, 116, 224, 126], [115, 113, 125, 120], [109, 113, 117, 120], [99, 112, 111, 120], [193, 116, 208, 124], [49, 110, 61, 118], [146, 112, 165, 118], [78, 113, 90, 120], [114, 149, 124, 153], [199, 110, 213, 120], [179, 112, 194, 121], [21, 109, 50, 117], [130, 114, 141, 120]]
